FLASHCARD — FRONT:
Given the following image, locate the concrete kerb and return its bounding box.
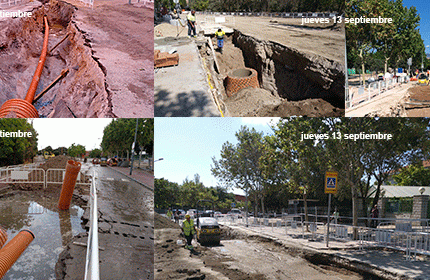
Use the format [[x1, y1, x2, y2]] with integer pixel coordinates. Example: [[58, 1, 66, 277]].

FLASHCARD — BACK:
[[106, 166, 153, 192], [224, 224, 415, 280]]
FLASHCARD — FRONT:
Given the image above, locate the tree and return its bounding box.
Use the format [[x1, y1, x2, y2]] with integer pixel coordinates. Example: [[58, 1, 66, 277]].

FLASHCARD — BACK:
[[101, 119, 153, 156], [155, 178, 180, 209], [89, 149, 102, 158], [211, 126, 266, 216], [68, 143, 86, 158], [394, 164, 430, 186], [269, 118, 329, 230], [0, 119, 38, 167]]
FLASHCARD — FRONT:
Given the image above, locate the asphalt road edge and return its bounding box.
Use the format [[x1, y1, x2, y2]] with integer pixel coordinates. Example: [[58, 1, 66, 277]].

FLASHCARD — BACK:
[[106, 166, 153, 192]]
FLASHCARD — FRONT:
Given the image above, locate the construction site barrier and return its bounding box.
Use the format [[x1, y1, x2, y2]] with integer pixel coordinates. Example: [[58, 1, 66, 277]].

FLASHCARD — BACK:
[[0, 168, 46, 188], [84, 173, 99, 280], [0, 0, 28, 7], [346, 76, 409, 109], [218, 214, 430, 260], [58, 160, 82, 210], [198, 11, 340, 18], [0, 230, 34, 279]]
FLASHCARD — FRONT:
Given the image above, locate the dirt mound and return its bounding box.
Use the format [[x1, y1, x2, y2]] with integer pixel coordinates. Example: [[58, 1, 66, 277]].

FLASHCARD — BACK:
[[155, 22, 187, 38], [224, 88, 342, 117], [38, 155, 74, 170], [155, 212, 181, 229], [408, 85, 430, 101]]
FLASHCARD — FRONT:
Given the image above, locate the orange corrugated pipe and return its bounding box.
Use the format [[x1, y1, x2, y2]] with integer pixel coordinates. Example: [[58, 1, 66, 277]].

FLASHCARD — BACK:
[[0, 15, 49, 118], [0, 230, 34, 278], [0, 227, 7, 249], [58, 160, 82, 210]]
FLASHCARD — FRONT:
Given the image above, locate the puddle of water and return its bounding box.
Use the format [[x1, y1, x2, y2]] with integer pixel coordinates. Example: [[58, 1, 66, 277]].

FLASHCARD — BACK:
[[0, 191, 85, 280]]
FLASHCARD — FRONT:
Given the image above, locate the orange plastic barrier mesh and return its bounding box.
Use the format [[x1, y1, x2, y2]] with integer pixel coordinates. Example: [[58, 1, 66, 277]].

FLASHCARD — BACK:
[[0, 230, 34, 278], [58, 160, 82, 210]]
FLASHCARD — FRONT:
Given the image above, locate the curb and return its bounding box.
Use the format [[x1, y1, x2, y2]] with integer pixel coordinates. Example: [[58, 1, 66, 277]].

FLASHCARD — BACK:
[[106, 166, 153, 192]]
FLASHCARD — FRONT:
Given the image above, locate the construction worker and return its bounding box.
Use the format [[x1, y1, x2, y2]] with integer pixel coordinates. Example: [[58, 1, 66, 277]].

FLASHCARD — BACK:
[[166, 208, 173, 220], [187, 10, 196, 37], [214, 28, 226, 54], [182, 214, 197, 250]]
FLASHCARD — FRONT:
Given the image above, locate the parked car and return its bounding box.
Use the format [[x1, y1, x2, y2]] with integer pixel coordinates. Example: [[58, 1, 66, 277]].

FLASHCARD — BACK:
[[228, 208, 242, 218], [100, 157, 107, 166], [187, 209, 197, 218], [107, 157, 118, 166], [418, 73, 429, 85]]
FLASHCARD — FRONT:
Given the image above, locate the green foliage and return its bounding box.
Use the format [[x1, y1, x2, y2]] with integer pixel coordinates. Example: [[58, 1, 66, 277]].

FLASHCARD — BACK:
[[393, 164, 430, 186], [154, 175, 236, 211], [155, 178, 180, 209], [346, 0, 425, 76], [0, 119, 38, 167], [68, 143, 86, 158], [89, 148, 102, 158], [101, 119, 153, 156], [53, 147, 67, 156]]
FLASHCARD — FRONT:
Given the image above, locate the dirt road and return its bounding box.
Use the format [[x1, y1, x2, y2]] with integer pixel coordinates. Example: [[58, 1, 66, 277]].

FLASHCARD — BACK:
[[155, 214, 363, 280]]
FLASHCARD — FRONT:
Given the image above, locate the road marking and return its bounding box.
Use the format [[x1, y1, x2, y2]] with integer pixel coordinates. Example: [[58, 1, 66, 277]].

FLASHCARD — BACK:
[[106, 178, 114, 181], [121, 179, 130, 182]]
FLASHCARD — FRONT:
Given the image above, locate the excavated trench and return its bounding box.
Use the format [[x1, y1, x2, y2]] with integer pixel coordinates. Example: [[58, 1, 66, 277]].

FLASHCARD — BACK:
[[0, 0, 112, 117], [200, 31, 345, 117]]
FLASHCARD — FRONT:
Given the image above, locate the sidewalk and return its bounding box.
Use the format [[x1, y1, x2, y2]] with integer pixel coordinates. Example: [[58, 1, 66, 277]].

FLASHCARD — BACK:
[[108, 166, 154, 190], [222, 223, 430, 279]]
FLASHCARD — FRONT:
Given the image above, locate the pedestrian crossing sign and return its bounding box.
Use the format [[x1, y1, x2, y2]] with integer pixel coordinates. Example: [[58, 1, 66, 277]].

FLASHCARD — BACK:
[[325, 171, 338, 194]]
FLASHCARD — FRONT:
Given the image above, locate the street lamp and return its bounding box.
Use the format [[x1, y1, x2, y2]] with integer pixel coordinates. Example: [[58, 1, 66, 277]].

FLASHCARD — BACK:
[[422, 45, 429, 72]]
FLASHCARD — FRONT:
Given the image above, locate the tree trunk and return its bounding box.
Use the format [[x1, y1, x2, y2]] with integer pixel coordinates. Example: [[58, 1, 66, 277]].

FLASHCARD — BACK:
[[352, 186, 358, 240], [304, 191, 309, 232]]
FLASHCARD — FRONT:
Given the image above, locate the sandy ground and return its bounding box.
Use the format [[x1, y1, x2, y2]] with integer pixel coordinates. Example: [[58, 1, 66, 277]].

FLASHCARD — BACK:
[[221, 16, 345, 63], [156, 15, 344, 63], [155, 15, 344, 117], [0, 0, 153, 118], [405, 85, 430, 117], [155, 214, 363, 280], [69, 0, 154, 117]]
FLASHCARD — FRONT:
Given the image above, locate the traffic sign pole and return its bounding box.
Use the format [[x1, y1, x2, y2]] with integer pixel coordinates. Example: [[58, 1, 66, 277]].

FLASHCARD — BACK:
[[326, 193, 331, 247], [324, 171, 338, 247]]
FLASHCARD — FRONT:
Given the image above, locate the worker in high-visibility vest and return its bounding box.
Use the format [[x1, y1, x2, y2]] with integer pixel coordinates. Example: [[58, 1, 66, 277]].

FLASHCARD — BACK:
[[166, 208, 173, 220], [214, 28, 226, 54], [187, 10, 196, 37], [182, 214, 197, 250]]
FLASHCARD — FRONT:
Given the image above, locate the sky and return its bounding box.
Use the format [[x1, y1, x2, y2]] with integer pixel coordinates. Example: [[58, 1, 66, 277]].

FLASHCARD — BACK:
[[154, 118, 279, 195], [403, 0, 430, 53], [31, 119, 112, 151]]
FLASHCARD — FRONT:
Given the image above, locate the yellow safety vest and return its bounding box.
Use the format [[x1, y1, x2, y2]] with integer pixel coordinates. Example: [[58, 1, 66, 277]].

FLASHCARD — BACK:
[[183, 219, 195, 235], [187, 13, 196, 22], [215, 30, 225, 39]]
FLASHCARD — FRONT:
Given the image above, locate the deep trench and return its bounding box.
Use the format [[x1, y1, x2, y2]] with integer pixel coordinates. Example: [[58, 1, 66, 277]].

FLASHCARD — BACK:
[[201, 30, 345, 116], [0, 0, 113, 117]]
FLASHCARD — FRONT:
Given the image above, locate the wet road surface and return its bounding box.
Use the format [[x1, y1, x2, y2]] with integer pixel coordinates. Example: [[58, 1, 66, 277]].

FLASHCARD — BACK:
[[61, 166, 154, 280], [0, 190, 85, 280]]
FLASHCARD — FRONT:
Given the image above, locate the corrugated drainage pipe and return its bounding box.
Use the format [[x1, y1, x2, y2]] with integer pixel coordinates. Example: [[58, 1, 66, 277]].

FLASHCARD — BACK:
[[0, 230, 34, 279], [0, 15, 50, 118], [58, 160, 82, 210], [0, 227, 7, 249], [225, 68, 259, 97]]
